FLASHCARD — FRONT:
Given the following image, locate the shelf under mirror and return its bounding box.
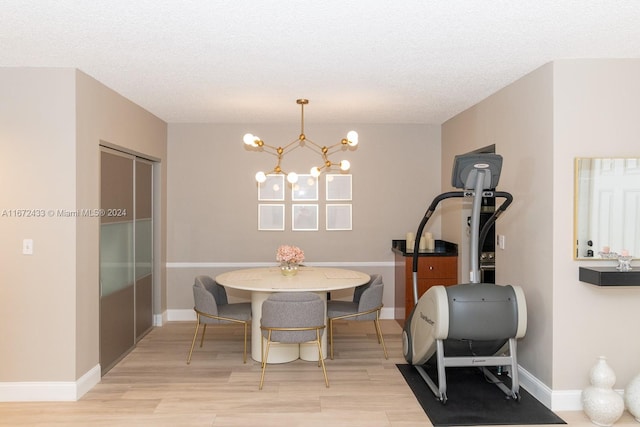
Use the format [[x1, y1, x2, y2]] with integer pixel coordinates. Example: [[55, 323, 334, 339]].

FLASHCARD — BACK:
[[579, 266, 640, 286]]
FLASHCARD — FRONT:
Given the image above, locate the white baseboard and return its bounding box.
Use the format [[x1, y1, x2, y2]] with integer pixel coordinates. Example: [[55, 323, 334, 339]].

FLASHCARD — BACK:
[[517, 364, 555, 408], [549, 389, 583, 411], [153, 311, 168, 326], [0, 364, 100, 402], [549, 387, 622, 412], [518, 364, 625, 411], [167, 308, 196, 321], [380, 307, 394, 319]]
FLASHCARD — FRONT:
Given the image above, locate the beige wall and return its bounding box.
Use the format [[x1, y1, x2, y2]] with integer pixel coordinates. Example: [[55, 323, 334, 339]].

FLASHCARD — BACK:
[[0, 67, 167, 389], [75, 70, 168, 379], [166, 123, 442, 313], [0, 68, 77, 381], [442, 59, 640, 401], [552, 59, 640, 390]]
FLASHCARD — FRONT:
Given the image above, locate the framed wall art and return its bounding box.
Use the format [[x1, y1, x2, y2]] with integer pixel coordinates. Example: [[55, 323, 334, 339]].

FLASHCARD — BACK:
[[292, 204, 318, 231], [258, 204, 285, 230], [292, 174, 318, 201], [326, 174, 352, 201], [326, 204, 352, 230], [258, 174, 285, 201]]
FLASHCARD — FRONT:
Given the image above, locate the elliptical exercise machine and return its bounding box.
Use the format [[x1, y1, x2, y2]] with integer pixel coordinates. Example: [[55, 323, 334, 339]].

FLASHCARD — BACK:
[[402, 153, 527, 404]]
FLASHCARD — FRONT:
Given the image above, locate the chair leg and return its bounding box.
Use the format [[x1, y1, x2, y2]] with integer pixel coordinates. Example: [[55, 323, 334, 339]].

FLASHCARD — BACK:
[[374, 313, 388, 359], [329, 318, 335, 360], [187, 318, 200, 365], [199, 324, 207, 348], [259, 331, 272, 390], [316, 330, 329, 388]]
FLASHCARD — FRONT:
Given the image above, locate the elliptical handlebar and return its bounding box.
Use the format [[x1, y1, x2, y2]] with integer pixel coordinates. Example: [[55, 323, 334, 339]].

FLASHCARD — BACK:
[[410, 190, 513, 305], [411, 191, 466, 272], [411, 191, 465, 304]]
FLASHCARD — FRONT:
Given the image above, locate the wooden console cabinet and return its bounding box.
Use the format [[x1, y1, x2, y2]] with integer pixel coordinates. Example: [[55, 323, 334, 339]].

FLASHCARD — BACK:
[[392, 240, 458, 321]]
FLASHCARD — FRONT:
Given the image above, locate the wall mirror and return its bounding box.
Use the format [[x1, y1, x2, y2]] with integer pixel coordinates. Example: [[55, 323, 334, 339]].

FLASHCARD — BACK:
[[574, 157, 640, 259]]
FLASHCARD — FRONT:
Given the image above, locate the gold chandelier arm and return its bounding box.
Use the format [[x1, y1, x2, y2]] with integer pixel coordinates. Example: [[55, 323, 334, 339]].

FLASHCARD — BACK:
[[260, 138, 302, 157], [261, 149, 280, 158], [258, 142, 280, 152], [245, 98, 358, 182], [282, 138, 303, 151], [303, 137, 323, 151], [324, 144, 348, 156]]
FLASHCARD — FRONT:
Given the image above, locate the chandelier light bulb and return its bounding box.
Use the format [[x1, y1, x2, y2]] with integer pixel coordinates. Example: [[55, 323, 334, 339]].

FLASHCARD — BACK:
[[255, 171, 267, 183], [340, 160, 351, 171], [347, 131, 359, 146], [310, 166, 321, 177], [287, 172, 299, 184], [243, 133, 256, 146]]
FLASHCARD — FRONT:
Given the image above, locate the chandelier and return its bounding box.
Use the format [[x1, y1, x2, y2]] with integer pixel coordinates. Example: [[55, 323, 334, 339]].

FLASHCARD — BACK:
[[243, 99, 359, 183]]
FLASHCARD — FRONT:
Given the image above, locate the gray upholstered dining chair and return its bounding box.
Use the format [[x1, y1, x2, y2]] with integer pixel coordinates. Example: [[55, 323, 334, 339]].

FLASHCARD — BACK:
[[187, 275, 252, 364], [327, 273, 388, 359], [259, 292, 329, 390]]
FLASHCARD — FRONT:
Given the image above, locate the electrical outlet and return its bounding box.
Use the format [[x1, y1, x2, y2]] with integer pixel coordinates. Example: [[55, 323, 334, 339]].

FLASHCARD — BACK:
[[23, 238, 34, 255]]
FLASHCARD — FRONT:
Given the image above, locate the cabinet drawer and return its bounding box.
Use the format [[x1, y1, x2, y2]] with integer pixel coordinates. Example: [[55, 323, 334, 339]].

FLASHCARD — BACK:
[[416, 256, 457, 279]]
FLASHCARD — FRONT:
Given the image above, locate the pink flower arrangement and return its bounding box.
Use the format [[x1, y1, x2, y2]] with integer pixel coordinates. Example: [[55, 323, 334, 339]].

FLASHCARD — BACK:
[[276, 245, 305, 264]]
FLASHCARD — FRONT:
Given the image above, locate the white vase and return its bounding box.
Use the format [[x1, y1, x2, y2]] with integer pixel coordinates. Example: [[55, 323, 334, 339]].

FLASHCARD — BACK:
[[625, 373, 640, 422], [582, 356, 624, 426]]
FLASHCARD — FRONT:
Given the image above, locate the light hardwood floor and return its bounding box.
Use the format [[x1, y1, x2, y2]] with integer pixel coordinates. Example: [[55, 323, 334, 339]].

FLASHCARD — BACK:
[[0, 320, 634, 426]]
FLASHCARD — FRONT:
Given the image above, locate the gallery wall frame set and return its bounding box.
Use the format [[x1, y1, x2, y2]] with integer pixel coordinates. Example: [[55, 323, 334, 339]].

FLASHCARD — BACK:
[[257, 174, 352, 231]]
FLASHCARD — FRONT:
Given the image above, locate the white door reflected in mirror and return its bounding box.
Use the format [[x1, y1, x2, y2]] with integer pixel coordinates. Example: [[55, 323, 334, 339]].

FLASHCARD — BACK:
[[574, 157, 640, 259]]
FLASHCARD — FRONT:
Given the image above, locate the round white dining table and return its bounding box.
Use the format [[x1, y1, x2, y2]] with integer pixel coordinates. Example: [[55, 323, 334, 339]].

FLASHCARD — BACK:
[[216, 266, 370, 363]]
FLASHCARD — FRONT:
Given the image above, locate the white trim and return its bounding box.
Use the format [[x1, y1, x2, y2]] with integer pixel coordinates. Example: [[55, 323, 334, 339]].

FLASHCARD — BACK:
[[0, 364, 100, 402], [168, 309, 197, 322], [153, 311, 167, 326], [549, 387, 623, 412], [549, 388, 623, 411], [517, 364, 624, 411], [517, 364, 554, 409], [166, 261, 395, 269], [380, 307, 394, 319], [550, 389, 583, 411], [76, 365, 101, 400]]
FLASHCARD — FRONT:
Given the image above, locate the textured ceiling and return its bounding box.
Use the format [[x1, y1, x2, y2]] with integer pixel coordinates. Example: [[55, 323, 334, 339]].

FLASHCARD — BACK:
[[2, 1, 640, 124]]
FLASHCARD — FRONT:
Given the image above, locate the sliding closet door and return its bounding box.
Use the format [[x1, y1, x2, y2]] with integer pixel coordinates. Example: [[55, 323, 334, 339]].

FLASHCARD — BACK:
[[100, 148, 155, 372], [100, 149, 135, 373], [135, 159, 153, 340]]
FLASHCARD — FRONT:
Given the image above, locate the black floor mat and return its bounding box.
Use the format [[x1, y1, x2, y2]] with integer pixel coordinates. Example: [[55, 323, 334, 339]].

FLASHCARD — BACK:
[[397, 364, 566, 426]]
